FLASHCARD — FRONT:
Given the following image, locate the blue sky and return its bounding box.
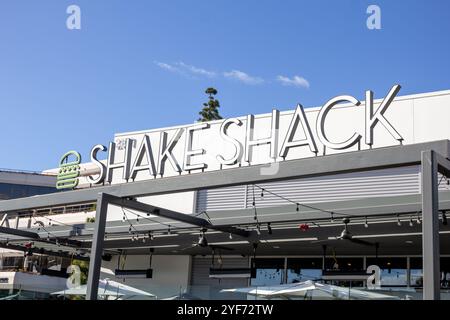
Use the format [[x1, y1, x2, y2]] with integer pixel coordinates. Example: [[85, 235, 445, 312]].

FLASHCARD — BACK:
[[0, 0, 449, 171]]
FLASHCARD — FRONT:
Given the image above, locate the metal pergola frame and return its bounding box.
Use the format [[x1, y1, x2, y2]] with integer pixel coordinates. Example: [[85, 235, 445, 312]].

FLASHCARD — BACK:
[[421, 150, 450, 299], [0, 139, 449, 300]]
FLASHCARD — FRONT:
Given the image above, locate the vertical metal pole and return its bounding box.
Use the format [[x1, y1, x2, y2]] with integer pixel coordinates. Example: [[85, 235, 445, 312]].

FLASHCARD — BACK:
[[86, 193, 109, 300], [421, 150, 440, 300]]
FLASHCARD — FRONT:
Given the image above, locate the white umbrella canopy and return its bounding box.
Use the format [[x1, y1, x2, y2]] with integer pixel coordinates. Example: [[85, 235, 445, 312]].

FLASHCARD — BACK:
[[221, 280, 399, 300], [51, 279, 155, 298], [222, 281, 317, 297]]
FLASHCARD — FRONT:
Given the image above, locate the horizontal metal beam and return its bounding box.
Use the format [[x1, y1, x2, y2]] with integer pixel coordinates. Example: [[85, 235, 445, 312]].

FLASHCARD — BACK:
[[0, 226, 40, 239], [20, 190, 450, 240], [0, 140, 448, 214], [0, 242, 89, 261], [435, 152, 450, 177], [108, 195, 249, 238]]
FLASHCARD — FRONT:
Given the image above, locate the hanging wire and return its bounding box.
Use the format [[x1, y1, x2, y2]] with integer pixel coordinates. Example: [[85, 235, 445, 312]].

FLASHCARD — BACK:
[[253, 184, 355, 218], [252, 185, 260, 232], [121, 208, 141, 239], [31, 216, 63, 246], [28, 208, 86, 235], [122, 207, 173, 229], [39, 216, 83, 236], [196, 211, 212, 224]]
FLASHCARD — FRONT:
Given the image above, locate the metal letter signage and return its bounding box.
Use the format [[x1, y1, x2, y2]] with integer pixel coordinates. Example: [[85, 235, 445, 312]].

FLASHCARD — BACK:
[[158, 129, 184, 176], [316, 95, 362, 150], [365, 84, 403, 146], [184, 123, 209, 171], [129, 135, 157, 180], [216, 118, 243, 165], [280, 104, 318, 158], [87, 145, 107, 184], [245, 109, 280, 163], [63, 85, 403, 188], [56, 151, 81, 189], [106, 139, 133, 183]]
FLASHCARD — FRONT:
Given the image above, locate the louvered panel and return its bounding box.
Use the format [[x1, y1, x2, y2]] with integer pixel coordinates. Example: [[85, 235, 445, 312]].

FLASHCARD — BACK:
[[190, 257, 249, 299], [249, 166, 421, 207], [196, 166, 424, 212], [196, 185, 246, 212]]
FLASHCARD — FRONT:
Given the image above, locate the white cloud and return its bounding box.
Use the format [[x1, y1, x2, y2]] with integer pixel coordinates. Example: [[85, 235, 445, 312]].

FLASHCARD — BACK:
[[276, 75, 310, 89], [223, 70, 264, 85], [155, 60, 216, 78], [176, 62, 216, 78], [154, 61, 181, 73]]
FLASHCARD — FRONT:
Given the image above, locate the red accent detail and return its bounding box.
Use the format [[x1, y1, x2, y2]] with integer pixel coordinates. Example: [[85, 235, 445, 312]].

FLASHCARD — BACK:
[[299, 224, 309, 232]]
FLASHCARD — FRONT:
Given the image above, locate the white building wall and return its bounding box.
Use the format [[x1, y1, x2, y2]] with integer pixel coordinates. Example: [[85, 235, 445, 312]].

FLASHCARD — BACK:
[[38, 88, 450, 218], [100, 254, 191, 299], [110, 89, 450, 183]]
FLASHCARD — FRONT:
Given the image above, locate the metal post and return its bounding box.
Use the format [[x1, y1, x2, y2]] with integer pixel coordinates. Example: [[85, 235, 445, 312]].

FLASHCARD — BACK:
[[86, 193, 109, 300], [421, 150, 440, 300]]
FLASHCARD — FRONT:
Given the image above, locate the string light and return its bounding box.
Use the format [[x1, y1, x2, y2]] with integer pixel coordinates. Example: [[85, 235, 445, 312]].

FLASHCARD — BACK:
[[416, 213, 421, 225], [256, 224, 261, 235], [253, 184, 358, 219], [409, 218, 414, 227], [397, 214, 402, 226], [443, 212, 448, 226], [168, 226, 171, 235], [229, 233, 233, 240], [364, 216, 369, 228], [123, 207, 171, 230], [267, 222, 273, 235]]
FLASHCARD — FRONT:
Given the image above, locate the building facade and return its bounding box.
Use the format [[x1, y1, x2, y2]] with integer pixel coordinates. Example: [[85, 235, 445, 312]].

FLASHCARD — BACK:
[[1, 85, 450, 300]]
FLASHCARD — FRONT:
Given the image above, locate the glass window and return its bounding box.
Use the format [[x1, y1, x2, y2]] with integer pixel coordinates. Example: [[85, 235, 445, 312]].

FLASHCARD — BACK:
[[366, 257, 407, 286], [287, 258, 322, 283], [323, 257, 365, 287], [409, 257, 423, 287], [324, 257, 364, 271], [0, 183, 57, 200], [410, 257, 450, 288], [250, 258, 285, 286]]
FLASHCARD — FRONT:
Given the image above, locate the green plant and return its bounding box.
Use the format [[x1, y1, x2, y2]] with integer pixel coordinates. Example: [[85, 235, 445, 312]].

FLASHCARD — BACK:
[[198, 87, 222, 122]]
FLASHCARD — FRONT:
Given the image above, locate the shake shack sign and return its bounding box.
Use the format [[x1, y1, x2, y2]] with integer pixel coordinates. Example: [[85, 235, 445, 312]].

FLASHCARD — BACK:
[[59, 85, 405, 188]]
